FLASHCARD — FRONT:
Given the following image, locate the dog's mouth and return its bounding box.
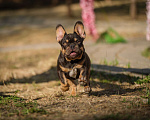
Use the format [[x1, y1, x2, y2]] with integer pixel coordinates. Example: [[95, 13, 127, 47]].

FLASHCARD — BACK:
[[70, 51, 77, 57], [65, 50, 83, 61]]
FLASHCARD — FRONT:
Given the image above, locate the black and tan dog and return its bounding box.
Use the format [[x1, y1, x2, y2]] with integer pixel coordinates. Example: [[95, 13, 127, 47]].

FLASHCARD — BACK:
[[56, 21, 91, 96]]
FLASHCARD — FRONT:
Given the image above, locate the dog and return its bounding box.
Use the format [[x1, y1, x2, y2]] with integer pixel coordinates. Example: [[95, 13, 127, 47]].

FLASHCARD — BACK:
[[56, 21, 91, 96]]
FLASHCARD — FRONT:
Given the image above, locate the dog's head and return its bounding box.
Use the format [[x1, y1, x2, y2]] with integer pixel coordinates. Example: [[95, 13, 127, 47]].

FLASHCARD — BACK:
[[56, 21, 86, 61]]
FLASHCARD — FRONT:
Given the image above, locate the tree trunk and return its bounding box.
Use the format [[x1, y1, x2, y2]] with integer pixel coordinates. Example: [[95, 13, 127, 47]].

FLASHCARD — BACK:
[[66, 0, 73, 17], [52, 0, 59, 6], [130, 0, 137, 19]]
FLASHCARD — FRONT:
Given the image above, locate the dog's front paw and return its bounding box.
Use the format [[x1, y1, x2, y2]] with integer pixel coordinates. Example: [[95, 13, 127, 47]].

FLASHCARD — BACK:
[[69, 68, 77, 78], [84, 86, 91, 93], [70, 86, 77, 96], [78, 77, 87, 86]]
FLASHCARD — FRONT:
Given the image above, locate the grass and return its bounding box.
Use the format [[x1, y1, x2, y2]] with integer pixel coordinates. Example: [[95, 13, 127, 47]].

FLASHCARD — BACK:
[[136, 75, 150, 102], [96, 28, 127, 44], [100, 79, 111, 84], [135, 75, 150, 105], [142, 47, 150, 59], [101, 59, 132, 68], [121, 97, 148, 109], [100, 58, 119, 66], [136, 75, 150, 85], [126, 62, 131, 68], [0, 95, 48, 117]]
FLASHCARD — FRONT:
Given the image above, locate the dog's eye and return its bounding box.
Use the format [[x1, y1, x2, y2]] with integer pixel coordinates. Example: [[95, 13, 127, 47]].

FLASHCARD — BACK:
[[74, 38, 77, 42], [66, 40, 69, 43], [77, 40, 81, 43]]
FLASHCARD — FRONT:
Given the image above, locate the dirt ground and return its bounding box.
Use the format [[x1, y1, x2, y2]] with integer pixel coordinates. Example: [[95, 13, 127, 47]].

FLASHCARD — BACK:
[[0, 2, 150, 120]]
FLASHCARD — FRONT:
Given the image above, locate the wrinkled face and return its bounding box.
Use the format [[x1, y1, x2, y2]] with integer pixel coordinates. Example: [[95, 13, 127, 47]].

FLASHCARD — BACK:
[[56, 21, 86, 61], [60, 33, 84, 61]]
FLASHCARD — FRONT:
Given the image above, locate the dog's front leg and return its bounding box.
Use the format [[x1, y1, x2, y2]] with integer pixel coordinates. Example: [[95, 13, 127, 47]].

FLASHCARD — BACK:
[[58, 70, 77, 96], [58, 71, 69, 92], [78, 68, 91, 93], [67, 79, 77, 96]]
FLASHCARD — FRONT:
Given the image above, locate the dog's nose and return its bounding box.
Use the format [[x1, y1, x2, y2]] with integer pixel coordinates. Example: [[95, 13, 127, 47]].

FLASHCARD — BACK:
[[70, 44, 75, 50]]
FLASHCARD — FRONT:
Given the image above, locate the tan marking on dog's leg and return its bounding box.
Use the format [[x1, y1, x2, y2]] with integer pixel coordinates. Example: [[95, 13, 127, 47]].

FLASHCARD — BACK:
[[84, 69, 91, 93], [59, 65, 71, 72], [60, 73, 69, 92], [60, 82, 69, 91], [79, 69, 84, 79], [78, 69, 87, 85], [67, 79, 77, 96]]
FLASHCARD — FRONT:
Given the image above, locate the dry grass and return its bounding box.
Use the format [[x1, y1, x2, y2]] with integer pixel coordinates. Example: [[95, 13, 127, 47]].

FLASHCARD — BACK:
[[0, 48, 59, 82]]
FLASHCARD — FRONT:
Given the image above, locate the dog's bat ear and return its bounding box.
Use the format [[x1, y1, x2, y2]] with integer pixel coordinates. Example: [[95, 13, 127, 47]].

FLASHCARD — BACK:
[[74, 21, 86, 39], [56, 24, 66, 42]]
